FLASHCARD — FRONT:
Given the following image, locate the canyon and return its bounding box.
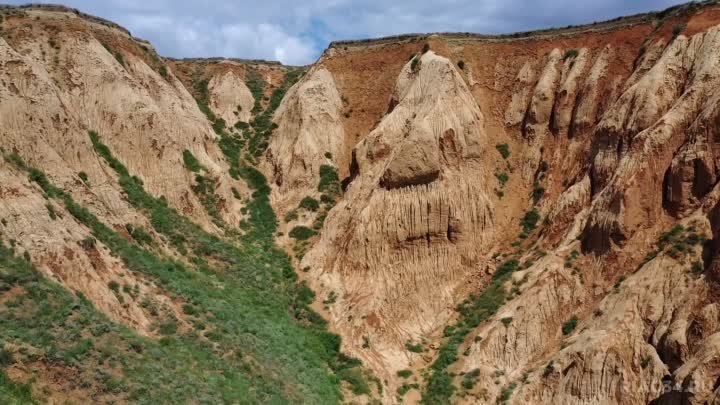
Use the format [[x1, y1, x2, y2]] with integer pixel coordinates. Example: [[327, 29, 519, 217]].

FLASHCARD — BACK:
[[2, 2, 720, 405]]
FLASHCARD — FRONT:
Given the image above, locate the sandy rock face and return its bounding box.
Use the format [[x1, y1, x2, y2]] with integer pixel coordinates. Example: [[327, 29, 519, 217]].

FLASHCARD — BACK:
[[208, 66, 255, 126], [261, 66, 345, 213], [298, 51, 494, 395], [0, 13, 242, 330], [9, 3, 720, 405], [583, 27, 720, 255]]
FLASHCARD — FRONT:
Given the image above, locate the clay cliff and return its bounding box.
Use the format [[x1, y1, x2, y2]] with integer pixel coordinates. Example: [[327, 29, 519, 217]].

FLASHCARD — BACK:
[[3, 2, 720, 405]]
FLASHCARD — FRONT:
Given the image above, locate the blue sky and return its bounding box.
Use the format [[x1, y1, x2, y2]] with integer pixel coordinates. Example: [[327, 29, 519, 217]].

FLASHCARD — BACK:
[[7, 0, 689, 65]]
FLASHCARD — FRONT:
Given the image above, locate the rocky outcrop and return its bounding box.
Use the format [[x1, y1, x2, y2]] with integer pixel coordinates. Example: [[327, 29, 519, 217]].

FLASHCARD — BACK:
[[208, 65, 255, 126], [583, 27, 720, 254], [298, 51, 494, 399], [8, 3, 720, 405], [0, 9, 242, 332], [261, 66, 345, 213]]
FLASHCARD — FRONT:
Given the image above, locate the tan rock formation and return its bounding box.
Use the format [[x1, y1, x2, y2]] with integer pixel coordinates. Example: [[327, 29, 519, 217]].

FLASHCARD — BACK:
[[208, 64, 255, 126], [7, 3, 720, 405], [262, 66, 345, 213], [298, 51, 494, 398]]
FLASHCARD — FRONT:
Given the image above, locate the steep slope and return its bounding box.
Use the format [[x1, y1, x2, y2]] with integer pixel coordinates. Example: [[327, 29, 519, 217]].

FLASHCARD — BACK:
[[273, 51, 495, 399], [6, 2, 720, 405], [0, 5, 376, 405], [258, 2, 720, 404]]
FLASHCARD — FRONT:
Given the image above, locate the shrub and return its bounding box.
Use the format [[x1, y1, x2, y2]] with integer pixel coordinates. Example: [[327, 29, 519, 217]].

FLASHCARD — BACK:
[[495, 172, 509, 187], [284, 210, 298, 222], [640, 355, 652, 369], [542, 360, 555, 377], [672, 23, 686, 37], [159, 65, 168, 79], [461, 368, 480, 389], [125, 224, 153, 245], [405, 341, 423, 353], [498, 382, 517, 402], [520, 209, 541, 234], [0, 347, 14, 366], [397, 382, 419, 396], [532, 185, 545, 204], [564, 49, 579, 60], [692, 261, 704, 274], [108, 280, 120, 293], [78, 171, 89, 183], [80, 237, 96, 250], [397, 369, 412, 379], [298, 196, 320, 212], [410, 57, 421, 73], [318, 165, 340, 196], [182, 149, 204, 172], [289, 226, 316, 240], [158, 320, 178, 335], [362, 336, 370, 349], [562, 315, 578, 335], [46, 203, 57, 220], [322, 291, 337, 306], [496, 143, 510, 159], [501, 317, 513, 326], [324, 152, 333, 159], [422, 43, 431, 53], [457, 60, 465, 70]]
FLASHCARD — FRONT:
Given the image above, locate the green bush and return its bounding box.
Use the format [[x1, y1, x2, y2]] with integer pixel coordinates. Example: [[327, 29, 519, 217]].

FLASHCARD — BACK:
[[182, 149, 204, 172], [46, 203, 57, 220], [495, 172, 509, 187], [562, 315, 578, 335], [0, 371, 36, 404], [125, 224, 153, 245], [289, 226, 316, 240], [78, 171, 89, 183], [397, 382, 419, 396], [410, 57, 421, 74], [496, 143, 510, 159], [532, 185, 545, 204], [397, 369, 412, 379], [405, 342, 423, 353], [318, 165, 340, 196], [563, 49, 579, 60], [461, 369, 480, 389], [422, 43, 430, 53], [542, 361, 555, 377], [299, 196, 320, 212], [672, 23, 686, 37], [692, 261, 704, 274], [0, 347, 14, 366], [498, 382, 517, 402], [284, 210, 299, 222], [107, 281, 120, 295], [520, 209, 541, 234]]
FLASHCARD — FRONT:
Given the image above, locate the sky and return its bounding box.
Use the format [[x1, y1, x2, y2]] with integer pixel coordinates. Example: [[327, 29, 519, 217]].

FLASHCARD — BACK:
[[6, 0, 689, 65]]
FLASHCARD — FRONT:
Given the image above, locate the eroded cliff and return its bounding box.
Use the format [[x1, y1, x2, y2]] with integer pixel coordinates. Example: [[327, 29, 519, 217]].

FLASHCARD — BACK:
[[4, 2, 720, 405]]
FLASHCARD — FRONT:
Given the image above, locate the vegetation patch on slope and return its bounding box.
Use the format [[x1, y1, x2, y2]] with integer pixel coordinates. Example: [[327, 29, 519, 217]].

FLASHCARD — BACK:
[[3, 140, 370, 404]]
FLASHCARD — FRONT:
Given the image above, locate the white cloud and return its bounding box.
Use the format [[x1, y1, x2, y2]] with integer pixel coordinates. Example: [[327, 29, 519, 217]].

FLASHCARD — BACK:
[[5, 0, 689, 65]]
